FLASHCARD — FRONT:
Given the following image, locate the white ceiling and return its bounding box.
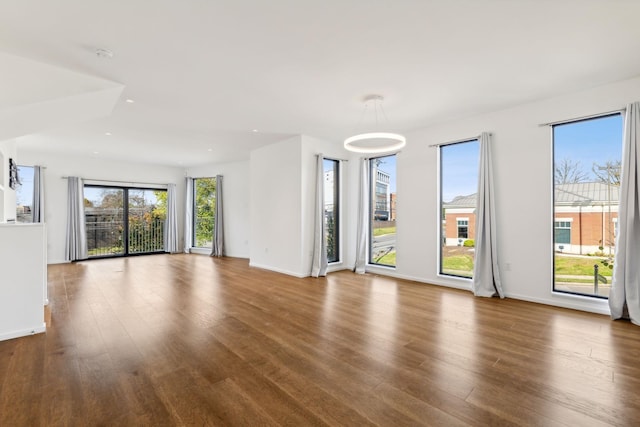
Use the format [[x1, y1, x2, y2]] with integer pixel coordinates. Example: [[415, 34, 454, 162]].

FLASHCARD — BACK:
[[2, 0, 640, 167]]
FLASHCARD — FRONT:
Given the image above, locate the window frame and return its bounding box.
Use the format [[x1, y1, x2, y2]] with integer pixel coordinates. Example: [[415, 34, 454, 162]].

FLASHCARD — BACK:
[[551, 112, 623, 299], [323, 157, 341, 264], [191, 177, 217, 249], [15, 165, 35, 223], [368, 154, 397, 268], [438, 139, 479, 279]]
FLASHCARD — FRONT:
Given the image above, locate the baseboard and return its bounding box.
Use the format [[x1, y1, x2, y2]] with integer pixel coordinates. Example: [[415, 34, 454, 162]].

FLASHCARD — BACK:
[[387, 272, 473, 292], [248, 262, 308, 278], [504, 292, 611, 316], [0, 323, 46, 342]]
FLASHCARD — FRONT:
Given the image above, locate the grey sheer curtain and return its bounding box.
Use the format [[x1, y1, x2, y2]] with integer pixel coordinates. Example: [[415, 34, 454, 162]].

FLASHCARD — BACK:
[[354, 158, 370, 274], [184, 177, 193, 253], [610, 102, 640, 325], [472, 133, 505, 298], [65, 177, 88, 261], [211, 175, 224, 257], [164, 183, 179, 253], [311, 155, 328, 277], [32, 165, 44, 223]]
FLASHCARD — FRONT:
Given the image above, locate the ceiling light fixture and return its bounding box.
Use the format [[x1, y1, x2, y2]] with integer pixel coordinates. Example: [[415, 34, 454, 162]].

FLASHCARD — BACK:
[[105, 132, 112, 136], [125, 99, 135, 103], [95, 48, 114, 59], [344, 95, 406, 154]]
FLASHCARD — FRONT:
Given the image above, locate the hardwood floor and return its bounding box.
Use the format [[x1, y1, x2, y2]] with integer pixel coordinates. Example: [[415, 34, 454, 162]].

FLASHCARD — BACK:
[[1, 254, 639, 426]]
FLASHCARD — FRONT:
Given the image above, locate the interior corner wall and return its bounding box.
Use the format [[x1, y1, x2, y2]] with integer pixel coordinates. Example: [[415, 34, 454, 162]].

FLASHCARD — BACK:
[[393, 75, 640, 315], [17, 150, 186, 264], [299, 135, 356, 275], [0, 139, 17, 222], [249, 136, 304, 276], [187, 160, 250, 258]]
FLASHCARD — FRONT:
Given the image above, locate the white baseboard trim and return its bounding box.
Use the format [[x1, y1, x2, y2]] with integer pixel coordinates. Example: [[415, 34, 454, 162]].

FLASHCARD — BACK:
[[389, 272, 473, 292], [504, 292, 611, 316], [355, 269, 610, 316], [248, 262, 308, 278], [0, 323, 46, 342]]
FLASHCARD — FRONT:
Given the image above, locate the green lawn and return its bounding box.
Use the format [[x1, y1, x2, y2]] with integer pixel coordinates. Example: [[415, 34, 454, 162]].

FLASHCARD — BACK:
[[442, 254, 474, 276], [555, 255, 612, 276], [374, 252, 396, 266], [438, 254, 611, 280], [373, 226, 396, 237]]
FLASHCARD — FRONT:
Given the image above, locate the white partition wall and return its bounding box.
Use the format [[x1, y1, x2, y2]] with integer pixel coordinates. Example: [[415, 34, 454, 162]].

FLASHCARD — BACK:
[[0, 223, 46, 341]]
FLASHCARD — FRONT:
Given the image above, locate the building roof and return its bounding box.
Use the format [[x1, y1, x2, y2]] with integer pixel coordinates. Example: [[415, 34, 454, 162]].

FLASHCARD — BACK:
[[444, 182, 620, 209], [555, 182, 620, 205], [443, 194, 476, 208]]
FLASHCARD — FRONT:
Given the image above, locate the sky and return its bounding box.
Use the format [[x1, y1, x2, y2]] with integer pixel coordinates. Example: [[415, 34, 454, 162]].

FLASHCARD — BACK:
[[554, 113, 623, 180], [375, 154, 397, 192], [16, 166, 34, 206], [441, 140, 479, 203]]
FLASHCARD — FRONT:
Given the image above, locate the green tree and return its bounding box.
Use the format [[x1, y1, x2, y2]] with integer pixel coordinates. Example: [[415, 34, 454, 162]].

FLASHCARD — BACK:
[[194, 178, 216, 247], [153, 190, 167, 218]]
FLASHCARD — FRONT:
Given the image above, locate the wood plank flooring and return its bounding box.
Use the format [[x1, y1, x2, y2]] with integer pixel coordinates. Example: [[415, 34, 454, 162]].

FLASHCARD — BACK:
[[1, 254, 639, 426]]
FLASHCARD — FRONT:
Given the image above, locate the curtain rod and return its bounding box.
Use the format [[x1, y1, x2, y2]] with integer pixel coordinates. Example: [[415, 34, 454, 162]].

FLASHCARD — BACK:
[[316, 154, 349, 161], [538, 108, 625, 127], [429, 134, 488, 148], [61, 176, 168, 187]]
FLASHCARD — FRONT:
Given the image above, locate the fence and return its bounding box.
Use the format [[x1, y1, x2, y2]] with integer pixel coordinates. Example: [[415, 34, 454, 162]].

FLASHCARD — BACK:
[[86, 214, 164, 256]]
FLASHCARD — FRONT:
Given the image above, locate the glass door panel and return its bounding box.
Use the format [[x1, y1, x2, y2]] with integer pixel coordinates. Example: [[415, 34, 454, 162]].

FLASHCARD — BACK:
[[85, 187, 125, 257]]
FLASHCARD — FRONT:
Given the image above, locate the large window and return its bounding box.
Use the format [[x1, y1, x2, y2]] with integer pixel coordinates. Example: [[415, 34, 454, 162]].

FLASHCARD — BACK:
[[15, 165, 34, 223], [323, 159, 340, 263], [84, 185, 166, 257], [369, 155, 396, 267], [193, 177, 216, 248], [440, 140, 479, 278], [553, 113, 623, 298]]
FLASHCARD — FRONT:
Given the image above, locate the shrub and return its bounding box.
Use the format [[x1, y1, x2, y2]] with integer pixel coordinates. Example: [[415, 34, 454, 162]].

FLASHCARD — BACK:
[[463, 239, 475, 247]]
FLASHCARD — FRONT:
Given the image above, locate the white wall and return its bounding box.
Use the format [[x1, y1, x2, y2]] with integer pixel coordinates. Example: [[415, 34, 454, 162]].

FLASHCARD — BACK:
[[249, 135, 352, 277], [299, 135, 354, 275], [17, 150, 186, 264], [0, 223, 46, 341], [188, 160, 250, 258], [0, 139, 17, 222], [388, 75, 640, 315], [250, 136, 304, 276]]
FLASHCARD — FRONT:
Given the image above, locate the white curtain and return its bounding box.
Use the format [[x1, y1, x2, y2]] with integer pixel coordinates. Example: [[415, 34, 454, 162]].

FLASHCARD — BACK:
[[211, 175, 224, 257], [32, 165, 44, 223], [472, 133, 505, 298], [610, 102, 640, 325], [65, 177, 88, 261], [311, 155, 328, 277], [184, 177, 194, 253], [354, 158, 370, 274], [164, 183, 179, 253]]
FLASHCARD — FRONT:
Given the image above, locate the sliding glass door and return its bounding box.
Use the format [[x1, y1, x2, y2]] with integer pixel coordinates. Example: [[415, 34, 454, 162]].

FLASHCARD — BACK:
[[85, 185, 166, 258], [128, 189, 166, 254]]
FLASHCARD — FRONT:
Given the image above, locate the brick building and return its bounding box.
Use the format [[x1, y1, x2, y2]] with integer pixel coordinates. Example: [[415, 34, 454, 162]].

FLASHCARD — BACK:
[[443, 182, 619, 254]]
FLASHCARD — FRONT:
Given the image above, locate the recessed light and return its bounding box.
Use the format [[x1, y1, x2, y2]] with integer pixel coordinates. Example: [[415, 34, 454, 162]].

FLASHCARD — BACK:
[[105, 132, 112, 136], [252, 129, 258, 133], [125, 99, 135, 104], [95, 48, 114, 59]]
